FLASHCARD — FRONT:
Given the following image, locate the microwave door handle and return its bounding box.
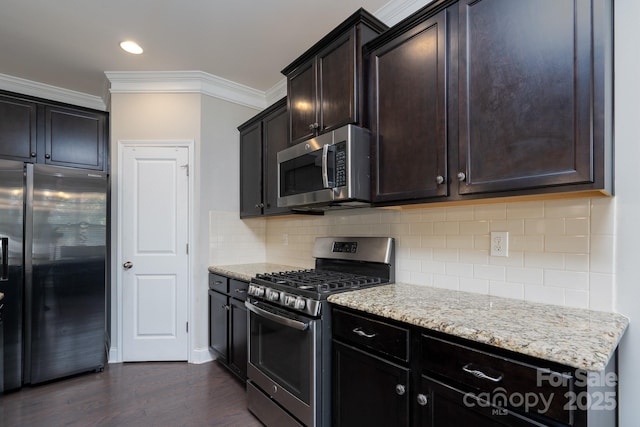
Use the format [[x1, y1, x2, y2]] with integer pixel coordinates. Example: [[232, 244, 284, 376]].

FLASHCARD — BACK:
[[322, 144, 329, 188], [321, 144, 335, 189]]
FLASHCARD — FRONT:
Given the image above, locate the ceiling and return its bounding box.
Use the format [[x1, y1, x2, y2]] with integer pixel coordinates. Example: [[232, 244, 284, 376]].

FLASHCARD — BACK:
[[0, 0, 397, 101]]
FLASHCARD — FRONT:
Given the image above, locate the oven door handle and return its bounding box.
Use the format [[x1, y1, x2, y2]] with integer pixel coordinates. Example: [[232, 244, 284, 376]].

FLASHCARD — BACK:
[[245, 301, 309, 331]]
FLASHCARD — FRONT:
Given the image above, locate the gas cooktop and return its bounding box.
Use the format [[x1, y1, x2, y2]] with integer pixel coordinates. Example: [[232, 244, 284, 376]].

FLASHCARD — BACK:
[[248, 237, 395, 317]]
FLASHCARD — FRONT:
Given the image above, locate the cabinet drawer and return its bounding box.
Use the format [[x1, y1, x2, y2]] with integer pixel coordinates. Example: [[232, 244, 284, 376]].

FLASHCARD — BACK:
[[209, 274, 228, 293], [422, 334, 574, 425], [333, 309, 409, 363], [230, 279, 249, 301]]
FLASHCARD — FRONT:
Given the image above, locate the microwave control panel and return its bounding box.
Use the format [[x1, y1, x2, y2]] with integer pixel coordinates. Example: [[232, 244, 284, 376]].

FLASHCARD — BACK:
[[335, 141, 347, 187]]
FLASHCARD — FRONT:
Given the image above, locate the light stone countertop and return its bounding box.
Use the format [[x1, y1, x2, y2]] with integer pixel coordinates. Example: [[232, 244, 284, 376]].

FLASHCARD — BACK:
[[208, 263, 305, 282], [328, 283, 629, 372]]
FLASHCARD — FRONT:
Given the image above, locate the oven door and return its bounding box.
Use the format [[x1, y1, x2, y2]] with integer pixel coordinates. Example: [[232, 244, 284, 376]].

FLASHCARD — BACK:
[[246, 298, 320, 427]]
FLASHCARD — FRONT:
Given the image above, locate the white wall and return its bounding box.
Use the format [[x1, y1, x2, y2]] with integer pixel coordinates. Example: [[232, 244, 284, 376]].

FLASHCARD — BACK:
[[109, 92, 258, 363], [613, 0, 640, 425]]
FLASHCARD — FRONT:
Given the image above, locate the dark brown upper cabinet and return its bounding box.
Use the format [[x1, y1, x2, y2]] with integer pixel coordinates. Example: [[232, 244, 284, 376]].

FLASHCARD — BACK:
[[0, 93, 38, 162], [0, 91, 109, 171], [238, 98, 291, 218], [282, 8, 388, 146], [368, 10, 448, 203], [44, 105, 107, 170], [367, 0, 612, 206], [457, 0, 609, 195]]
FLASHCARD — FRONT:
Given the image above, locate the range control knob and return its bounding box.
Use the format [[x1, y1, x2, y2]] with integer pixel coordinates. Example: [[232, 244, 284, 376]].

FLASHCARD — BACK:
[[254, 287, 265, 298], [284, 295, 296, 307], [294, 297, 306, 311], [267, 290, 280, 302]]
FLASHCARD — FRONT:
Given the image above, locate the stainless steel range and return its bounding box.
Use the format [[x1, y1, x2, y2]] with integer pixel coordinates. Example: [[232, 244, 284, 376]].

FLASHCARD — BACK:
[[245, 236, 395, 427]]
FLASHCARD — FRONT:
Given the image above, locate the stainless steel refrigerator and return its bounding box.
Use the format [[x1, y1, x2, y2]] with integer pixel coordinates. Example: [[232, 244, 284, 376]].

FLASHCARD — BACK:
[[0, 159, 107, 390]]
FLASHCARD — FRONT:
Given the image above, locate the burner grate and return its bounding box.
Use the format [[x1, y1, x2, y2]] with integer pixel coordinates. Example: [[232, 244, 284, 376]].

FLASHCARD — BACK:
[[255, 269, 384, 294]]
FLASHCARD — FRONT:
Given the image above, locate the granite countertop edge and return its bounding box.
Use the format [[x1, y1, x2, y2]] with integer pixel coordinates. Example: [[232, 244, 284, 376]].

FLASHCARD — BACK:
[[327, 282, 629, 372]]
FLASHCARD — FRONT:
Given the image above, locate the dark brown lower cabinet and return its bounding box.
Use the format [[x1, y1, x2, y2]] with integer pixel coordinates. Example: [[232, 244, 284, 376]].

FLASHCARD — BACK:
[[332, 341, 410, 427], [420, 376, 546, 427], [208, 274, 248, 381], [332, 306, 618, 427]]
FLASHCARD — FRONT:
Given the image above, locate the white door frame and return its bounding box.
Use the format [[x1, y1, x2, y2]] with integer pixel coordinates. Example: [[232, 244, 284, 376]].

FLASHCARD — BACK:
[[115, 139, 195, 363]]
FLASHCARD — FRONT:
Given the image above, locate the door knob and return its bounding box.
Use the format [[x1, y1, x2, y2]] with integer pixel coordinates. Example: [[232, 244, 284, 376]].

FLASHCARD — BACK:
[[123, 261, 133, 270]]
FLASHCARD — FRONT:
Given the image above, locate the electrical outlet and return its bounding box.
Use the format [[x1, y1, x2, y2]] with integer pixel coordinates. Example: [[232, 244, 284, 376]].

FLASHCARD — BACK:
[[490, 231, 509, 257]]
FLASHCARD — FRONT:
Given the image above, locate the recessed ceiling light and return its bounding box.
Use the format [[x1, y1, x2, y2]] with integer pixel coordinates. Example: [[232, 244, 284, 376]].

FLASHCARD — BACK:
[[120, 40, 143, 55]]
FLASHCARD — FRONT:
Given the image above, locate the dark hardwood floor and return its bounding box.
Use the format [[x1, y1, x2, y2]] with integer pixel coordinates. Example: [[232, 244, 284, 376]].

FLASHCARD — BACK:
[[0, 361, 263, 427]]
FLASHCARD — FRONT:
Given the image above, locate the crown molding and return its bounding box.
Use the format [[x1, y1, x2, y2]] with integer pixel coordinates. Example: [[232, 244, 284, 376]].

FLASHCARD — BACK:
[[0, 73, 107, 111], [265, 78, 287, 105], [105, 70, 268, 110], [375, 0, 432, 26]]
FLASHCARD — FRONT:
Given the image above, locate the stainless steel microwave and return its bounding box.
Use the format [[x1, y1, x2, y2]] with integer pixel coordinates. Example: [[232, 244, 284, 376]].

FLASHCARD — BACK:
[[277, 125, 371, 210]]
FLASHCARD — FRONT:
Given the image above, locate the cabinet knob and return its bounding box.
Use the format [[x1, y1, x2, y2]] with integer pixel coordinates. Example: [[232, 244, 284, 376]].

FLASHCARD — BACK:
[[30, 152, 37, 158], [457, 172, 466, 182], [309, 124, 315, 130], [45, 153, 51, 159], [436, 175, 444, 185], [309, 122, 319, 130], [395, 384, 406, 396], [417, 394, 429, 406]]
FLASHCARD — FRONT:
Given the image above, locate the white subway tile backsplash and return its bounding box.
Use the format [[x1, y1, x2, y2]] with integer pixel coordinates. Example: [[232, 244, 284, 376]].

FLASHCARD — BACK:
[[545, 270, 589, 290], [459, 220, 490, 235], [445, 235, 474, 249], [590, 235, 615, 274], [433, 248, 459, 262], [564, 289, 590, 309], [446, 206, 475, 221], [545, 235, 589, 253], [507, 202, 545, 219], [433, 274, 460, 290], [489, 219, 525, 234], [434, 221, 459, 235], [511, 235, 545, 252], [545, 199, 590, 218], [459, 277, 490, 294], [589, 273, 615, 311], [524, 285, 565, 305], [525, 252, 565, 269], [210, 196, 615, 312], [474, 203, 507, 220], [489, 281, 525, 299], [474, 264, 506, 281], [565, 254, 590, 272], [506, 266, 544, 285]]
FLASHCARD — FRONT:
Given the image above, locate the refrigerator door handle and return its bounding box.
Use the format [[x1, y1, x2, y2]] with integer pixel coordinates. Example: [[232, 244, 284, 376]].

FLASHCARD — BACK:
[[1, 236, 7, 281]]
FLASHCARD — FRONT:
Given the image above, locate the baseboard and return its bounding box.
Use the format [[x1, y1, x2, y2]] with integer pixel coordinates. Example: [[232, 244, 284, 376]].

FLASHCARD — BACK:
[[191, 347, 215, 364], [108, 347, 120, 364]]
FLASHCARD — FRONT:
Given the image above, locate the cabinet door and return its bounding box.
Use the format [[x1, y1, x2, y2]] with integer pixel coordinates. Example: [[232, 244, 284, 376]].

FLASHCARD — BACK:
[[239, 121, 263, 218], [229, 297, 248, 380], [262, 103, 290, 216], [457, 0, 594, 194], [0, 94, 37, 162], [209, 290, 229, 363], [419, 376, 545, 427], [288, 60, 317, 145], [332, 341, 410, 427], [317, 29, 356, 134], [370, 11, 448, 203], [44, 105, 106, 170]]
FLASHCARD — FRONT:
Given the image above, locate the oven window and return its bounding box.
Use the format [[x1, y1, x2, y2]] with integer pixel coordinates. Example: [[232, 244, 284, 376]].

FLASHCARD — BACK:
[[249, 309, 312, 404]]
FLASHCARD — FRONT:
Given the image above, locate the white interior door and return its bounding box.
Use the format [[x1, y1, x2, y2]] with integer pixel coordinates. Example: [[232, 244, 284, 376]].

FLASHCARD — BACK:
[[121, 145, 189, 361]]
